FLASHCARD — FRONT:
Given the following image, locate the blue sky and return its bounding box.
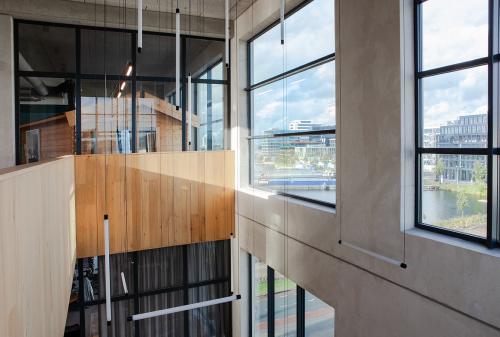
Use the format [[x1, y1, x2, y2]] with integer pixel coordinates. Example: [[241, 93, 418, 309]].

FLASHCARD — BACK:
[[251, 0, 335, 135]]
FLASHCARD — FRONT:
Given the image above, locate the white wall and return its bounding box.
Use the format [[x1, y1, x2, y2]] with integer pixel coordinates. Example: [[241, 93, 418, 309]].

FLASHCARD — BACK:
[[0, 14, 15, 169], [231, 0, 500, 336]]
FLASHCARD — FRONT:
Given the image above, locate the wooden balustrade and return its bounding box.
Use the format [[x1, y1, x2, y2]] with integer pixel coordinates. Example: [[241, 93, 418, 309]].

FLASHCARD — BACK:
[[75, 150, 235, 258]]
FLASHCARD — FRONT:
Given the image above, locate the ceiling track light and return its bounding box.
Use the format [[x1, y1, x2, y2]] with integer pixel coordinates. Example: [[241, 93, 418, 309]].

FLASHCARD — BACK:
[[175, 7, 180, 111], [280, 0, 285, 45], [138, 0, 143, 52], [225, 0, 229, 67]]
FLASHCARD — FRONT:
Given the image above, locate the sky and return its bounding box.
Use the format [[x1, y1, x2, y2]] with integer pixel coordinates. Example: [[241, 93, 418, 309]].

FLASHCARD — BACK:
[[421, 0, 488, 129], [252, 0, 490, 133], [250, 0, 335, 135]]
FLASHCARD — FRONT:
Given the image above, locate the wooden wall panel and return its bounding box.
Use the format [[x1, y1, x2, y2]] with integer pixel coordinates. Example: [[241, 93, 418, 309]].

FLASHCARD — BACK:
[[205, 151, 227, 241], [75, 151, 235, 258], [0, 157, 76, 337]]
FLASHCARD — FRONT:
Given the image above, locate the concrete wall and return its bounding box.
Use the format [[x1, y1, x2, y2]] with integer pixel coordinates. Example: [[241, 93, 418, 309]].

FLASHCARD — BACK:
[[231, 0, 500, 336], [0, 15, 15, 169]]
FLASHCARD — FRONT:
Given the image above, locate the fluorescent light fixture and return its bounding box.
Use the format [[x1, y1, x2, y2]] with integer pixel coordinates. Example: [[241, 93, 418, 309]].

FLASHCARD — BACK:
[[117, 91, 122, 98], [187, 73, 192, 149], [126, 64, 133, 76], [121, 272, 129, 294], [137, 0, 143, 52], [104, 215, 111, 323], [280, 0, 285, 45], [129, 294, 241, 322], [225, 0, 229, 67], [120, 81, 126, 91], [175, 8, 180, 110]]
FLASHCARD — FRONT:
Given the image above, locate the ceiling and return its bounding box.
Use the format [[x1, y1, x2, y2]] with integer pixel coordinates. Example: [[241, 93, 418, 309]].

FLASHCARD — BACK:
[[65, 0, 254, 20]]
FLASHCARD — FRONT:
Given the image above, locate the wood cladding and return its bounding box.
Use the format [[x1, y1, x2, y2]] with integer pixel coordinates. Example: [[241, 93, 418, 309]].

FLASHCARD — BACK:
[[0, 157, 76, 337], [75, 151, 235, 258]]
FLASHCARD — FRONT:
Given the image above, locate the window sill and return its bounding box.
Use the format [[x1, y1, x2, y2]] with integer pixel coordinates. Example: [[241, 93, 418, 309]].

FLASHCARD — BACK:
[[406, 227, 500, 258]]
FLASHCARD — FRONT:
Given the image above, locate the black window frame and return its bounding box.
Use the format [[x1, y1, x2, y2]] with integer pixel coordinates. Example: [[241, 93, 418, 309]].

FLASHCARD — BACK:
[[414, 0, 499, 247], [72, 240, 232, 337], [248, 253, 334, 337], [14, 19, 230, 163], [246, 0, 336, 209]]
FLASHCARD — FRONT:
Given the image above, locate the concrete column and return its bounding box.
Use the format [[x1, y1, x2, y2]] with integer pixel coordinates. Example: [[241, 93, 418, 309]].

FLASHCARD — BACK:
[[0, 14, 15, 169]]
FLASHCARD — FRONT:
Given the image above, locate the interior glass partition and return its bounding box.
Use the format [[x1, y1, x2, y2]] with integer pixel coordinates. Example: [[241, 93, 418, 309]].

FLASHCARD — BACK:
[[15, 20, 229, 164]]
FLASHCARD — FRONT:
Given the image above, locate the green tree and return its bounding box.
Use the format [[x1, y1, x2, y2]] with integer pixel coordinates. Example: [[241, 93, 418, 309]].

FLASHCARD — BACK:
[[472, 161, 486, 184], [434, 159, 445, 182], [456, 190, 469, 217]]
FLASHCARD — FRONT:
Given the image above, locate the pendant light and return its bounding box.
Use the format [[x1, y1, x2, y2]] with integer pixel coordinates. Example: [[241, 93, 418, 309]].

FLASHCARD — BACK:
[[175, 5, 180, 110], [138, 0, 143, 52], [225, 0, 229, 67], [280, 0, 285, 44]]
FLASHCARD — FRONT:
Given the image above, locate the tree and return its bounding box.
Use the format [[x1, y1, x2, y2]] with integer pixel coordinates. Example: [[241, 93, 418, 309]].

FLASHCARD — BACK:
[[434, 159, 445, 183], [456, 190, 469, 217], [472, 161, 486, 184]]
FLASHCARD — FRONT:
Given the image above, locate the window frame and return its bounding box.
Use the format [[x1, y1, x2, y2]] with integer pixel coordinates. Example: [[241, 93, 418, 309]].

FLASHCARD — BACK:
[[414, 0, 499, 247], [246, 0, 336, 209], [248, 253, 334, 337]]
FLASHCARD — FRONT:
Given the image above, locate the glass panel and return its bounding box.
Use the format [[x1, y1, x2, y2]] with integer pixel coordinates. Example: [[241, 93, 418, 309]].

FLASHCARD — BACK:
[[136, 81, 182, 152], [84, 301, 135, 337], [422, 66, 488, 148], [285, 62, 335, 131], [81, 79, 132, 154], [18, 23, 76, 73], [136, 34, 176, 77], [421, 0, 488, 70], [97, 254, 134, 300], [18, 77, 75, 164], [136, 246, 184, 292], [274, 272, 296, 337], [304, 291, 335, 337], [251, 80, 285, 136], [251, 24, 284, 84], [138, 292, 185, 337], [194, 81, 226, 150], [421, 154, 487, 237], [81, 29, 132, 75], [252, 257, 268, 337], [285, 0, 334, 71], [188, 283, 231, 337], [187, 241, 230, 283], [186, 38, 225, 80]]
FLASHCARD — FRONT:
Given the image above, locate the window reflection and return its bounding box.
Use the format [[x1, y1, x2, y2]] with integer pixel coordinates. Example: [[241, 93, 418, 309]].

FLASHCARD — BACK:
[[18, 77, 75, 164], [304, 291, 334, 337], [252, 256, 268, 337]]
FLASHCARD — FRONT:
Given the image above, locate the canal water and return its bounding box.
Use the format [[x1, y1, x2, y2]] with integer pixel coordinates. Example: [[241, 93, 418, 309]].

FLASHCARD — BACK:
[[421, 190, 486, 224]]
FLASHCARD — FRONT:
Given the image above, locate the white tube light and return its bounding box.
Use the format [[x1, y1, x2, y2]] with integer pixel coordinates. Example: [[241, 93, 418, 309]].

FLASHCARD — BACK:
[[280, 0, 285, 45], [117, 91, 122, 98], [138, 0, 143, 52], [175, 8, 180, 110], [225, 0, 229, 67], [104, 214, 111, 323], [187, 73, 192, 150], [121, 272, 129, 294], [129, 294, 241, 322], [120, 81, 126, 91]]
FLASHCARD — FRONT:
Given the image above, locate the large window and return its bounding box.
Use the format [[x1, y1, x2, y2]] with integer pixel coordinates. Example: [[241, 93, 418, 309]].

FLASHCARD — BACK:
[[249, 254, 335, 337], [248, 0, 336, 207], [67, 241, 231, 336], [415, 0, 499, 246], [15, 21, 228, 164]]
